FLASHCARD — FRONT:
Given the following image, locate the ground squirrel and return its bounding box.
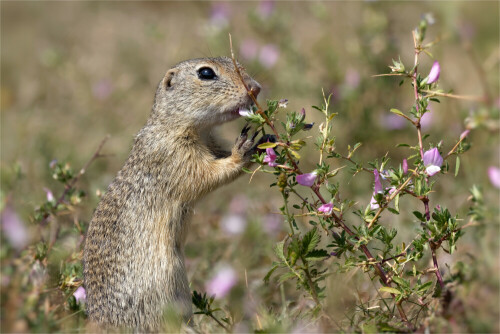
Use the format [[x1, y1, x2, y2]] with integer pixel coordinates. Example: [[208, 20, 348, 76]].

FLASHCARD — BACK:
[[83, 57, 261, 332]]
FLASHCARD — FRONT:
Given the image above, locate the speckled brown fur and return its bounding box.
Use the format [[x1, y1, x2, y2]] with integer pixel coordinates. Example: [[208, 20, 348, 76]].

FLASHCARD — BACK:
[[83, 57, 260, 332]]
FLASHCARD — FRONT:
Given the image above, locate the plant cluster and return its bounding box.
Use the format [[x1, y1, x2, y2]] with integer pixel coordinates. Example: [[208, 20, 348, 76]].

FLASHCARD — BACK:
[[193, 16, 487, 332]]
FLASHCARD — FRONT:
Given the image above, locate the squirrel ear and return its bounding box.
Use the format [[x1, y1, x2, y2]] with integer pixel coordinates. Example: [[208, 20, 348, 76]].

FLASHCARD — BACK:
[[164, 69, 178, 89]]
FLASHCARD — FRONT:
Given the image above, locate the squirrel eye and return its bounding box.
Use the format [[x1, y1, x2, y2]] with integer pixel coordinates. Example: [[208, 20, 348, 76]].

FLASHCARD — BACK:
[[197, 67, 217, 80]]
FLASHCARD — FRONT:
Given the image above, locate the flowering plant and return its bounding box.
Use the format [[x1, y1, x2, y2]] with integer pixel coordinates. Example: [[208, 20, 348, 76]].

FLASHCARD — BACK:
[[196, 17, 485, 332]]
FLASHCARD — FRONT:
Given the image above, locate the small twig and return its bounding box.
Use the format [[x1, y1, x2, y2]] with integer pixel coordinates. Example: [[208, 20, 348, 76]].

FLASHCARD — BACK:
[[368, 174, 415, 228], [45, 135, 110, 250], [444, 134, 469, 159], [421, 89, 484, 102]]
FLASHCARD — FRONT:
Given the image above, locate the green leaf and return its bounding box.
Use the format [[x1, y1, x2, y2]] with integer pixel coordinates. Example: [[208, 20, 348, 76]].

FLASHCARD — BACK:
[[257, 142, 277, 149], [392, 276, 410, 288], [302, 227, 320, 254], [379, 287, 401, 295], [278, 272, 298, 284], [395, 193, 400, 212], [305, 249, 329, 260], [273, 240, 286, 262], [417, 281, 433, 293], [455, 156, 460, 177], [390, 108, 405, 117], [387, 208, 399, 215], [263, 265, 279, 283]]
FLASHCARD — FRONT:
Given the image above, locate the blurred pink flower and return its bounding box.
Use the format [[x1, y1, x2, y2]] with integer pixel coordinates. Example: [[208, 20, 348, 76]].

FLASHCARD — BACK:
[[488, 167, 500, 188], [257, 0, 275, 18], [263, 214, 282, 235], [210, 3, 230, 27], [426, 61, 440, 84], [263, 147, 278, 167], [460, 129, 471, 140], [206, 265, 237, 299], [344, 68, 361, 89], [403, 158, 408, 174], [380, 114, 406, 130], [420, 110, 433, 130], [318, 202, 333, 215], [296, 172, 317, 187], [423, 148, 443, 176], [73, 286, 86, 303], [44, 188, 55, 202], [1, 205, 28, 250], [259, 44, 279, 69], [229, 195, 248, 215], [92, 79, 113, 101], [240, 39, 258, 61], [221, 214, 247, 235]]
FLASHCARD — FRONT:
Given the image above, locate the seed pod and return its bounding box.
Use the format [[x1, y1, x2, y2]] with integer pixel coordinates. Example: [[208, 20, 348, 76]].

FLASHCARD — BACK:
[[277, 172, 287, 192]]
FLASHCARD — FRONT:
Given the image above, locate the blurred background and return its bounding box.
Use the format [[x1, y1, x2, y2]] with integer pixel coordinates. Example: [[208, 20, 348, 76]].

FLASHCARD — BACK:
[[1, 1, 499, 332]]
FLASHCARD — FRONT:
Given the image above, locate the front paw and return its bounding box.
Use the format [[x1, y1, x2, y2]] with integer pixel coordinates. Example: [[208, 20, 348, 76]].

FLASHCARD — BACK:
[[232, 125, 255, 160]]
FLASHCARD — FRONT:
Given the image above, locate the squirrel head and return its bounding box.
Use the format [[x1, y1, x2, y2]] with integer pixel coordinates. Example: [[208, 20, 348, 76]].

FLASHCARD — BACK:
[[152, 57, 261, 129]]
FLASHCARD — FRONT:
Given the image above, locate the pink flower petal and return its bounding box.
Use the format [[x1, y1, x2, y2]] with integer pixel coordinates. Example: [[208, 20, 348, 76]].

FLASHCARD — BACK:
[[296, 172, 317, 187], [423, 148, 443, 169], [488, 167, 500, 188], [259, 44, 279, 69], [318, 202, 333, 215], [206, 266, 237, 299], [460, 129, 471, 141], [373, 169, 383, 193], [426, 61, 440, 84], [73, 286, 86, 303], [426, 165, 441, 176], [1, 206, 28, 250]]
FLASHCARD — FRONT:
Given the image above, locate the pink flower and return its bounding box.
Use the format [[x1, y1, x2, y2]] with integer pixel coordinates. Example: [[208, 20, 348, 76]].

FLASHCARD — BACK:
[[344, 68, 360, 89], [488, 167, 500, 189], [373, 169, 383, 193], [73, 286, 86, 303], [402, 158, 408, 174], [210, 3, 230, 28], [296, 172, 317, 187], [1, 206, 28, 250], [259, 44, 279, 69], [380, 114, 406, 130], [263, 214, 282, 235], [221, 214, 247, 235], [460, 129, 471, 140], [263, 147, 278, 167], [318, 202, 333, 215], [206, 266, 237, 299], [240, 39, 258, 61], [420, 110, 433, 130], [278, 99, 288, 108], [44, 188, 54, 202], [370, 169, 384, 210], [423, 148, 443, 176], [426, 61, 440, 84], [257, 0, 275, 18], [238, 108, 253, 117], [92, 79, 113, 101]]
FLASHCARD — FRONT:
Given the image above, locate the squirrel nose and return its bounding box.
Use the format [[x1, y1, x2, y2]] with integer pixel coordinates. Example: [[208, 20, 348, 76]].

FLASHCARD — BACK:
[[246, 80, 261, 98]]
